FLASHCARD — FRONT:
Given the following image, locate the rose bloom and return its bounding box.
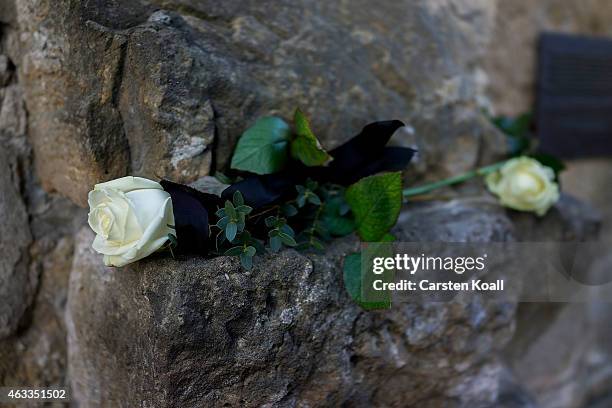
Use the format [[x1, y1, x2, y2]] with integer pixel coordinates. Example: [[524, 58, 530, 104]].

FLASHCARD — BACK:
[[87, 176, 175, 267], [485, 157, 560, 216]]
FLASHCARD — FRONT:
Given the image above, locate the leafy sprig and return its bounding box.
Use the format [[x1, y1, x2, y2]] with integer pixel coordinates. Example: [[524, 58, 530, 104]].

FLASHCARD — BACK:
[[219, 111, 405, 282], [265, 216, 297, 252], [215, 191, 252, 242]]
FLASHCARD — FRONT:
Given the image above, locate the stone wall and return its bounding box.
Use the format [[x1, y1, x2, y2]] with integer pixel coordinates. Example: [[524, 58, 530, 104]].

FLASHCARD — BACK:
[[0, 0, 609, 407]]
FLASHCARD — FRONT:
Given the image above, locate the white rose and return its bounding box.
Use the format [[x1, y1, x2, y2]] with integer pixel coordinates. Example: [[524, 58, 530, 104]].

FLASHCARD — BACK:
[[87, 176, 175, 267], [485, 157, 560, 216]]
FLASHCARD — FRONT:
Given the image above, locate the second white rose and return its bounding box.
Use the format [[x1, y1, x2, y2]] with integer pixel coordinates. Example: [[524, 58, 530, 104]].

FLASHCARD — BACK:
[[486, 157, 560, 216]]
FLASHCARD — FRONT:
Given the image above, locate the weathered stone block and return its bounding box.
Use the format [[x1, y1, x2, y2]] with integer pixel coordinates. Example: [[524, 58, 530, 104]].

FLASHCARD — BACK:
[[0, 149, 33, 339], [13, 0, 504, 206], [67, 200, 520, 407]]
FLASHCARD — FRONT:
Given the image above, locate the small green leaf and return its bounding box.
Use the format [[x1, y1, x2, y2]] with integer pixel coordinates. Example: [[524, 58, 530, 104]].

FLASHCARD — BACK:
[[290, 108, 333, 167], [278, 232, 297, 247], [231, 116, 291, 174], [240, 253, 253, 269], [269, 235, 282, 252], [236, 205, 252, 215], [226, 222, 238, 242], [215, 208, 226, 218], [265, 216, 277, 228], [233, 190, 244, 206], [225, 246, 243, 256], [216, 216, 229, 229], [310, 237, 324, 251], [307, 193, 321, 206], [225, 201, 237, 219], [244, 246, 256, 257], [296, 194, 306, 208], [280, 223, 295, 237], [214, 172, 233, 184], [345, 172, 403, 242], [281, 204, 298, 217]]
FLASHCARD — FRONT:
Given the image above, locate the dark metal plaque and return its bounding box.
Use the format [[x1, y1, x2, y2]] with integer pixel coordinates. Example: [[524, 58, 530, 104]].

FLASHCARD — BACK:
[[537, 32, 612, 158]]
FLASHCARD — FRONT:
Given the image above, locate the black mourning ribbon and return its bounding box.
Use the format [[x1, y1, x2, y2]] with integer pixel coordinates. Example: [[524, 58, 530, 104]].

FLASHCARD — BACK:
[[163, 120, 415, 255], [159, 180, 222, 254]]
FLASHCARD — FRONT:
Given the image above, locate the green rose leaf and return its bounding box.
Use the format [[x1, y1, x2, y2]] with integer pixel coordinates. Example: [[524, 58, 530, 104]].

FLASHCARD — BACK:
[[345, 172, 402, 242], [290, 108, 333, 167], [231, 116, 291, 174], [343, 252, 391, 310]]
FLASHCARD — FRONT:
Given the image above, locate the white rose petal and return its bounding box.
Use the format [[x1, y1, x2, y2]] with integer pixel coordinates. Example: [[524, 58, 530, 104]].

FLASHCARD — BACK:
[[486, 157, 560, 216], [94, 176, 163, 193], [87, 176, 175, 267]]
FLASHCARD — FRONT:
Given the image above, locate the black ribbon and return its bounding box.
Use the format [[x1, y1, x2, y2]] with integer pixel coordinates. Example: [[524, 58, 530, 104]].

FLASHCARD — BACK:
[[163, 120, 415, 254], [221, 120, 415, 208], [159, 180, 222, 254]]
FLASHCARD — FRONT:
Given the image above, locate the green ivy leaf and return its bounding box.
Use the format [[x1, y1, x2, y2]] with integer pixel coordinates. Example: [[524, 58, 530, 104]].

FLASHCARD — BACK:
[[226, 222, 238, 242], [224, 246, 243, 256], [216, 216, 229, 229], [233, 190, 244, 206], [269, 235, 282, 253], [236, 205, 252, 215], [225, 201, 237, 219], [345, 172, 402, 242], [231, 116, 291, 174], [307, 193, 321, 206], [290, 108, 333, 167], [240, 253, 253, 269], [278, 232, 297, 247], [281, 203, 298, 217]]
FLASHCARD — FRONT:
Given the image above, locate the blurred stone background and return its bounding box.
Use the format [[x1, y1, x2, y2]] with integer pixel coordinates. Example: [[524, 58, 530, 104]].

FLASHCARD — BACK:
[[0, 0, 610, 406]]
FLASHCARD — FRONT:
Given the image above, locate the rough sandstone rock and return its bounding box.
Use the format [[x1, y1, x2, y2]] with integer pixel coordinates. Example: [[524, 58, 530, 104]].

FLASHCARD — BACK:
[[66, 194, 599, 407], [9, 0, 505, 206], [67, 200, 519, 407], [0, 45, 85, 390], [0, 149, 33, 339]]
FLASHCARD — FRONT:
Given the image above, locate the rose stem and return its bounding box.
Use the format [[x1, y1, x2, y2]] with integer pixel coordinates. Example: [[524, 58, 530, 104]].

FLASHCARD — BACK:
[[402, 160, 507, 198]]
